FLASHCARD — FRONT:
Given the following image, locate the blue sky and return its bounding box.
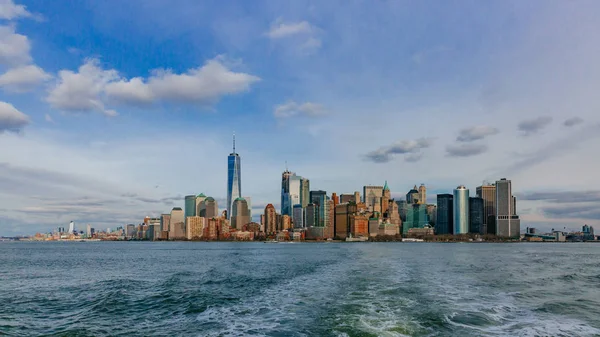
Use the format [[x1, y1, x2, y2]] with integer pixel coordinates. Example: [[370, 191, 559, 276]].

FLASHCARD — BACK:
[[1, 0, 599, 235]]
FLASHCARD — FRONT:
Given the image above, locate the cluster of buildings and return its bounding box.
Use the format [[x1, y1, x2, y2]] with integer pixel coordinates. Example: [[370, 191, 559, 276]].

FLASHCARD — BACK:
[[18, 135, 597, 243]]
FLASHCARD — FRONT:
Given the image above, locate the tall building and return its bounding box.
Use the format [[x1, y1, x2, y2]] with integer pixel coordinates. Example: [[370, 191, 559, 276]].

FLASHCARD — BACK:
[[200, 197, 219, 219], [281, 172, 302, 216], [310, 190, 329, 227], [396, 200, 408, 222], [170, 207, 184, 239], [264, 204, 277, 234], [227, 134, 242, 220], [195, 193, 207, 216], [305, 203, 317, 227], [495, 178, 520, 237], [185, 195, 196, 218], [186, 216, 205, 240], [243, 196, 252, 219], [363, 185, 383, 211], [86, 224, 92, 237], [406, 186, 419, 204], [160, 214, 171, 233], [453, 186, 469, 235], [340, 194, 355, 203], [476, 184, 496, 235], [382, 181, 391, 214], [469, 197, 484, 234], [281, 214, 292, 230], [387, 200, 402, 231], [300, 178, 310, 208], [418, 184, 427, 204], [426, 204, 437, 227], [403, 204, 429, 234], [231, 197, 250, 230], [335, 202, 357, 239], [69, 221, 75, 233], [293, 204, 304, 228]]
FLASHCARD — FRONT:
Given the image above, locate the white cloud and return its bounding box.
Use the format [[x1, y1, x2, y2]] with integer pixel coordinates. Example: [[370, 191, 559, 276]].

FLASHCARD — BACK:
[[49, 57, 260, 114], [0, 0, 30, 20], [456, 125, 499, 142], [0, 25, 31, 66], [44, 113, 53, 123], [46, 58, 119, 116], [274, 101, 325, 118], [0, 101, 29, 132], [0, 64, 51, 92], [267, 21, 312, 39]]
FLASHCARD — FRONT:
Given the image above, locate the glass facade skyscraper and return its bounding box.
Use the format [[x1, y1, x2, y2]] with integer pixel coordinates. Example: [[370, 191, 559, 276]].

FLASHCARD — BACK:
[[469, 197, 484, 234], [184, 195, 196, 218], [453, 186, 469, 234], [436, 194, 453, 235], [227, 135, 241, 220], [403, 204, 429, 235]]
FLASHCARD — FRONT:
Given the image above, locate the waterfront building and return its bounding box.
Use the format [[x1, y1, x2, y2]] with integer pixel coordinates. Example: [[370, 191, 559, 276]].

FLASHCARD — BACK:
[[495, 178, 520, 237], [335, 203, 352, 239], [69, 221, 75, 233], [185, 195, 196, 218], [231, 197, 250, 230], [406, 186, 419, 204], [293, 204, 304, 228], [126, 224, 136, 238], [403, 203, 429, 235], [476, 184, 496, 235], [418, 184, 427, 205], [305, 203, 317, 228], [86, 224, 92, 237], [282, 214, 292, 230], [264, 204, 277, 234], [363, 185, 383, 212], [281, 172, 301, 216], [170, 207, 184, 239], [186, 216, 205, 240], [227, 134, 242, 220], [453, 186, 469, 234], [386, 200, 402, 231], [368, 217, 381, 237], [378, 221, 399, 236], [469, 197, 484, 234], [326, 199, 335, 238]]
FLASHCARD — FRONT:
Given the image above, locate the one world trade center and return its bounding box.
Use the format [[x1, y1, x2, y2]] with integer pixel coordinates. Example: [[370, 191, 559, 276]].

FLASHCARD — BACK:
[[227, 133, 241, 220]]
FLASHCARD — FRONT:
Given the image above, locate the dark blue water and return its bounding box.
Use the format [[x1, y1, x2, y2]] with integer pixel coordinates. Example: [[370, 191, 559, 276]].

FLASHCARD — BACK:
[[1, 242, 599, 336]]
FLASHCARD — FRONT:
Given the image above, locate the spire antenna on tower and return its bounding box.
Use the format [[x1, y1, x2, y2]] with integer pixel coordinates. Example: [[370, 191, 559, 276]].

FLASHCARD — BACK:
[[233, 132, 236, 153], [285, 160, 288, 171]]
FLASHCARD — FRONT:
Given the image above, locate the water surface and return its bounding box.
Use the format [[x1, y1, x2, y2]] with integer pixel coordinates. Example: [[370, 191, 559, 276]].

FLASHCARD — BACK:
[[1, 242, 599, 336]]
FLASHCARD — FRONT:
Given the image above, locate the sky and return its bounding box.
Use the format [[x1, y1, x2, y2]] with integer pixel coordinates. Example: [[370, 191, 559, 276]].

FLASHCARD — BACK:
[[0, 0, 599, 235]]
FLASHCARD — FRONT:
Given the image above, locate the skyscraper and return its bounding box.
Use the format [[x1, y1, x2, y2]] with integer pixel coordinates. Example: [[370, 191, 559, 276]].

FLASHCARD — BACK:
[[310, 190, 328, 227], [418, 184, 427, 204], [231, 197, 250, 230], [406, 185, 419, 204], [68, 221, 75, 233], [264, 204, 277, 234], [403, 204, 429, 234], [160, 214, 170, 233], [476, 184, 496, 235], [300, 178, 310, 208], [495, 178, 520, 237], [382, 181, 391, 214], [195, 193, 207, 217], [281, 172, 302, 216], [243, 196, 252, 219], [227, 134, 242, 220], [185, 195, 196, 218], [200, 197, 219, 219], [170, 207, 184, 239], [469, 197, 484, 234], [453, 186, 469, 235], [363, 185, 383, 211], [293, 204, 304, 228]]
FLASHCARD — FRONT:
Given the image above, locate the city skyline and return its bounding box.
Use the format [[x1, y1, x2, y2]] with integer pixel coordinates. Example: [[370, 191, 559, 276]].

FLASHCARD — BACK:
[[1, 0, 600, 236]]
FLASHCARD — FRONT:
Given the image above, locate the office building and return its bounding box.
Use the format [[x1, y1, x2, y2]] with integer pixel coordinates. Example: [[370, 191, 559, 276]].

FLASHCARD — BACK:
[[300, 178, 310, 208], [363, 185, 383, 212], [231, 197, 250, 230], [185, 195, 196, 218], [426, 204, 437, 227], [340, 194, 355, 203], [406, 186, 419, 204], [476, 184, 496, 235], [495, 178, 520, 237], [227, 134, 242, 220], [293, 204, 304, 228], [403, 203, 429, 235], [186, 216, 205, 240], [453, 186, 469, 235], [469, 197, 484, 234], [305, 203, 317, 227], [281, 171, 302, 216], [418, 184, 427, 204], [310, 190, 328, 226], [195, 193, 207, 217], [382, 181, 391, 214], [436, 194, 453, 235], [264, 204, 277, 234], [160, 214, 170, 233], [170, 207, 184, 239], [387, 200, 402, 230], [243, 196, 252, 219], [396, 200, 408, 222]]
